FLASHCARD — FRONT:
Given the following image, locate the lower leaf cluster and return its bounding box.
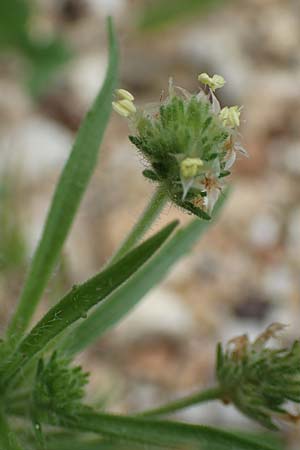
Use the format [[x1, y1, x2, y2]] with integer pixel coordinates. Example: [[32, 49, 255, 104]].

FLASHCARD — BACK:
[[216, 327, 300, 429], [33, 352, 89, 418]]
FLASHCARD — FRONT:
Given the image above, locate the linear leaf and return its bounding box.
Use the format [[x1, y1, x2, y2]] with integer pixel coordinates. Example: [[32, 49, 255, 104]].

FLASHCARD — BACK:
[[7, 17, 118, 342], [59, 412, 277, 450], [47, 438, 145, 450], [61, 193, 226, 356], [0, 221, 178, 386]]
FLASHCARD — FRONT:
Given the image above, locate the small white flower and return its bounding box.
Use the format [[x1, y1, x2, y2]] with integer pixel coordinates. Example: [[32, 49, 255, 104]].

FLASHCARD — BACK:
[[196, 160, 223, 213], [223, 137, 248, 170], [206, 184, 221, 213], [210, 91, 221, 114], [224, 149, 236, 170]]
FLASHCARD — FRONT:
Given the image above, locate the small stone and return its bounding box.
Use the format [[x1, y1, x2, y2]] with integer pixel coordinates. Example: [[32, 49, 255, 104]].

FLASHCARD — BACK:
[[60, 0, 87, 22], [283, 143, 300, 175], [112, 288, 196, 341], [248, 214, 280, 249], [262, 265, 294, 300], [233, 292, 271, 322], [287, 209, 300, 257]]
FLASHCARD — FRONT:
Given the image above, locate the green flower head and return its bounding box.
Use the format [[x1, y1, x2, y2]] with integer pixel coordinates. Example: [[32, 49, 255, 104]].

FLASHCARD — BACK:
[[216, 324, 300, 430], [113, 75, 247, 220], [33, 352, 89, 418]]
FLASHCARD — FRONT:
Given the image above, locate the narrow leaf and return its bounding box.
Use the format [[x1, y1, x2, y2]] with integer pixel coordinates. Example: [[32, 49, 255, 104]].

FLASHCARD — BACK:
[[47, 438, 144, 450], [61, 193, 226, 356], [0, 221, 178, 385], [60, 412, 277, 450], [7, 17, 118, 342]]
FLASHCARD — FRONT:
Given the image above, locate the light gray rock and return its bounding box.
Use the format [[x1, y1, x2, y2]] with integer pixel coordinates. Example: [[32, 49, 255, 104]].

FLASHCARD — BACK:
[[112, 288, 197, 341]]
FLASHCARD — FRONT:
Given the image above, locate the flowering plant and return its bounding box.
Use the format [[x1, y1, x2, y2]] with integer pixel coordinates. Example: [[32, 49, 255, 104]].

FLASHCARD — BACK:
[[0, 18, 298, 450]]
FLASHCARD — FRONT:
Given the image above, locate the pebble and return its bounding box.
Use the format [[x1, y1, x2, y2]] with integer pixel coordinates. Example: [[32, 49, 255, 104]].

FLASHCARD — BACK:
[[112, 288, 197, 341], [248, 213, 281, 249], [0, 116, 72, 179]]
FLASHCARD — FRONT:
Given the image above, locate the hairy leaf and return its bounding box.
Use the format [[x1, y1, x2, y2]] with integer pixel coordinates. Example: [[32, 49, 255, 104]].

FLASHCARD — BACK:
[[7, 17, 118, 342], [0, 221, 178, 386], [60, 412, 277, 450], [61, 194, 226, 356]]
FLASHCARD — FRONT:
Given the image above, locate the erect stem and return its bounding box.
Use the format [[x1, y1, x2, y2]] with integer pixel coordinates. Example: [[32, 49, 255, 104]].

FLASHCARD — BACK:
[[136, 386, 223, 418], [108, 185, 168, 265]]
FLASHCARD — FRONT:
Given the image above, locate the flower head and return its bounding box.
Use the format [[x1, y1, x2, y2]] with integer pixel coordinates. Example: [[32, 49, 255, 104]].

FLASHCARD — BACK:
[[217, 324, 300, 429], [198, 73, 226, 91], [113, 74, 246, 220]]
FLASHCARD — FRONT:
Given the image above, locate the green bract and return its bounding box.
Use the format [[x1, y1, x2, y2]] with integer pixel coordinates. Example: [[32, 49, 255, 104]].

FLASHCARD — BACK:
[[217, 324, 300, 430]]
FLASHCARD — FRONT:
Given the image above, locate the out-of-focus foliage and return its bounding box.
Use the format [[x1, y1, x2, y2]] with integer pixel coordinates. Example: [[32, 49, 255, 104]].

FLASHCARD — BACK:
[[0, 175, 26, 273], [0, 0, 29, 47], [0, 0, 70, 96], [233, 432, 285, 450], [217, 324, 300, 430], [138, 0, 227, 30], [33, 352, 89, 417]]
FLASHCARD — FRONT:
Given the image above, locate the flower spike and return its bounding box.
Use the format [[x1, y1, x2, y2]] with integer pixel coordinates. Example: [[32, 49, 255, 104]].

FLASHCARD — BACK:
[[122, 72, 246, 219]]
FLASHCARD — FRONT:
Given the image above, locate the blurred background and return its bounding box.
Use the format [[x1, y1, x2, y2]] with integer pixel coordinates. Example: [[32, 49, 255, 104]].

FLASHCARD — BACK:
[[0, 0, 300, 447]]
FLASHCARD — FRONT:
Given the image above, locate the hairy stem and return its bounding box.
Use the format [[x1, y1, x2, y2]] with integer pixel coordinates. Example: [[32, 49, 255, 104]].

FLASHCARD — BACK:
[[136, 386, 223, 417], [109, 185, 168, 264]]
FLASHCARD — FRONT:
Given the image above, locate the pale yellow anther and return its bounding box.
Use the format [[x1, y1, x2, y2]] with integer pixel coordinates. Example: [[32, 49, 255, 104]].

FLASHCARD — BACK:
[[112, 88, 136, 118], [112, 101, 131, 117], [219, 106, 241, 128], [180, 157, 204, 179], [116, 88, 134, 101], [198, 73, 226, 91], [119, 99, 136, 114]]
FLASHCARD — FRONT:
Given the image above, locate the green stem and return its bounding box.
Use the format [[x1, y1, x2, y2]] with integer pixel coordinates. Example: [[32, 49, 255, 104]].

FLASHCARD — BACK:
[[109, 185, 167, 264], [0, 410, 24, 450], [137, 386, 222, 417]]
